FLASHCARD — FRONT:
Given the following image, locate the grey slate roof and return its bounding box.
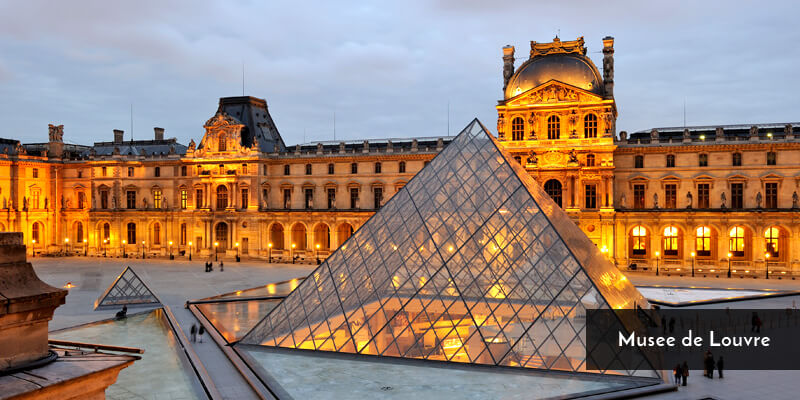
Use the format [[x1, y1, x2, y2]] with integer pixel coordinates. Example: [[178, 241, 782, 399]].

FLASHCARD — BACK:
[[627, 122, 800, 143], [216, 96, 287, 153]]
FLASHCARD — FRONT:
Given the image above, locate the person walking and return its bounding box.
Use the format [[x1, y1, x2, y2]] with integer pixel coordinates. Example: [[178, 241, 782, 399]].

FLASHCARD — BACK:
[[198, 325, 205, 343], [219, 261, 224, 272], [673, 363, 682, 386], [190, 324, 197, 342], [717, 356, 724, 379], [681, 361, 689, 386]]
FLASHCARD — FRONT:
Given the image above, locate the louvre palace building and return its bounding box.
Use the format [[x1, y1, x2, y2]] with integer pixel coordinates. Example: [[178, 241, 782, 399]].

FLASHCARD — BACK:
[[3, 36, 799, 277]]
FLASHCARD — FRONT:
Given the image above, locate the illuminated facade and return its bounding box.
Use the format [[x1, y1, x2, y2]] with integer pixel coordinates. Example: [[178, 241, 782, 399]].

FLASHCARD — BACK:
[[497, 36, 800, 277]]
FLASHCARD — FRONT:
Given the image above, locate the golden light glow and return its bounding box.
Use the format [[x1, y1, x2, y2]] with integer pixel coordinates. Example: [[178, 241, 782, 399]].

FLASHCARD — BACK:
[[316, 244, 320, 249], [488, 283, 507, 299], [235, 242, 239, 247], [727, 252, 732, 258], [188, 241, 193, 246], [291, 243, 296, 249], [447, 245, 454, 252], [64, 238, 69, 243], [267, 284, 276, 294], [268, 242, 273, 248], [691, 251, 696, 257], [418, 276, 427, 288], [63, 282, 75, 289], [290, 278, 299, 291], [83, 239, 87, 243], [392, 275, 400, 288], [122, 240, 127, 244], [169, 241, 173, 245]]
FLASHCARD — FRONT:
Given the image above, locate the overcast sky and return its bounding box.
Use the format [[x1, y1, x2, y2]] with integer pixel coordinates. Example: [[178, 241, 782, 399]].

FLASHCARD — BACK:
[[0, 1, 798, 146]]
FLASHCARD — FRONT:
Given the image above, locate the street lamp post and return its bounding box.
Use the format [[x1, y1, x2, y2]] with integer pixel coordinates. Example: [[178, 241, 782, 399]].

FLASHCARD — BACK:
[[31, 239, 36, 257], [690, 251, 696, 277], [235, 242, 240, 262], [169, 241, 174, 260], [765, 252, 770, 279], [64, 238, 69, 255], [655, 251, 660, 276], [141, 241, 146, 259], [291, 243, 296, 264], [315, 243, 321, 265], [122, 239, 127, 258], [103, 239, 107, 257], [83, 238, 88, 256], [267, 243, 273, 263], [727, 252, 732, 278], [214, 242, 219, 261], [188, 241, 193, 261]]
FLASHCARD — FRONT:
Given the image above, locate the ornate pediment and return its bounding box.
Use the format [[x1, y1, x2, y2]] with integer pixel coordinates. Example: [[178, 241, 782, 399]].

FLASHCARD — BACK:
[[194, 111, 253, 158], [539, 150, 567, 168], [506, 81, 602, 106]]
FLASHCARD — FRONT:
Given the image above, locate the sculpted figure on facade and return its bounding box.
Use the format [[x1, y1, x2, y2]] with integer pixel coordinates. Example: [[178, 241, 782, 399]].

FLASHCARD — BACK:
[[686, 191, 692, 209], [48, 124, 64, 142], [112, 195, 117, 209], [653, 193, 659, 209], [527, 113, 538, 139], [793, 191, 798, 209], [756, 192, 762, 208], [497, 115, 505, 139], [619, 193, 626, 209], [720, 192, 726, 209], [526, 151, 538, 165]]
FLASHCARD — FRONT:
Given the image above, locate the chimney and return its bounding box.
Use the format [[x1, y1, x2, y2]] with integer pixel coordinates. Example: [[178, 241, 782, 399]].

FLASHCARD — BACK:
[[502, 45, 515, 92], [602, 36, 614, 98], [113, 129, 124, 144], [154, 127, 164, 141]]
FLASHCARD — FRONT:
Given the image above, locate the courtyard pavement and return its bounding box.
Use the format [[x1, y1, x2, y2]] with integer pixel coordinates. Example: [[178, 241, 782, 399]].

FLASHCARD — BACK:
[[32, 256, 800, 400]]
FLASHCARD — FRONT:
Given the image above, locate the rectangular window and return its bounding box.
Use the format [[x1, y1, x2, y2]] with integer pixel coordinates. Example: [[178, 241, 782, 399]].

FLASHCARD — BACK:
[[765, 182, 778, 208], [196, 189, 204, 208], [32, 192, 39, 209], [126, 191, 136, 209], [128, 167, 134, 177], [181, 166, 187, 176], [350, 188, 359, 209], [374, 187, 383, 209], [374, 162, 382, 173], [241, 188, 248, 209], [181, 190, 187, 209], [699, 154, 708, 167], [262, 189, 269, 208], [78, 192, 86, 209], [153, 190, 162, 209], [32, 168, 38, 178], [284, 165, 290, 175], [154, 167, 161, 177], [101, 191, 108, 209], [305, 164, 312, 175], [731, 183, 743, 209], [327, 188, 336, 209], [180, 224, 187, 245], [283, 188, 291, 209], [767, 152, 776, 166], [399, 161, 406, 173], [351, 163, 358, 174], [584, 184, 597, 209], [634, 155, 643, 169], [328, 163, 334, 174], [666, 155, 675, 168], [665, 184, 677, 209], [697, 183, 709, 209], [305, 188, 313, 209], [241, 164, 248, 175], [633, 184, 645, 209], [102, 167, 107, 177]]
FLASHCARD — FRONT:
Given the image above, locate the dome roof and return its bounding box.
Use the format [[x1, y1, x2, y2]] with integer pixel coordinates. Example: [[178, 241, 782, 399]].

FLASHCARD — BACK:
[[504, 53, 603, 99]]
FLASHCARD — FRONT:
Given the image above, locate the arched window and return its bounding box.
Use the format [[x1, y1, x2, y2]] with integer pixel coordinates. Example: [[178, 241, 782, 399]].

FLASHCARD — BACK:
[[127, 223, 136, 244], [732, 152, 742, 166], [583, 114, 597, 138], [314, 223, 331, 250], [337, 223, 354, 246], [398, 161, 406, 173], [216, 185, 228, 209], [663, 226, 679, 256], [547, 115, 560, 140], [180, 223, 187, 245], [729, 226, 745, 257], [153, 223, 161, 245], [76, 222, 84, 243], [32, 222, 40, 243], [511, 117, 524, 141], [586, 154, 595, 167], [696, 226, 712, 257], [513, 156, 522, 165], [291, 223, 307, 250], [215, 222, 228, 251], [270, 223, 284, 250], [632, 226, 647, 256], [765, 227, 781, 258], [103, 223, 110, 241], [634, 155, 644, 168], [544, 179, 562, 207]]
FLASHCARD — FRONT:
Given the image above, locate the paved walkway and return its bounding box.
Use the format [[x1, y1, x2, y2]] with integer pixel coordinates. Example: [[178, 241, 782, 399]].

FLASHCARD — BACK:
[[35, 256, 315, 400]]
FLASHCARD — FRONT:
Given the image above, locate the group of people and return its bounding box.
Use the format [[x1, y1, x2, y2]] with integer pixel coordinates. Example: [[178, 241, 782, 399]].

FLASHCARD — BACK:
[[204, 261, 223, 272], [672, 361, 690, 386], [704, 350, 724, 379], [190, 324, 205, 343]]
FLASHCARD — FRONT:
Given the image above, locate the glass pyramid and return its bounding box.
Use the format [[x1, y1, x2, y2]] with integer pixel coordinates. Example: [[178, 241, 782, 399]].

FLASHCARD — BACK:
[[94, 266, 161, 310], [241, 119, 659, 378]]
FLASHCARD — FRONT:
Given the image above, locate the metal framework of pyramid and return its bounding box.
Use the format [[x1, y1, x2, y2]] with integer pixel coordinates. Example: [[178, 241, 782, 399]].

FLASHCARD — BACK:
[[94, 266, 161, 310], [241, 120, 659, 378]]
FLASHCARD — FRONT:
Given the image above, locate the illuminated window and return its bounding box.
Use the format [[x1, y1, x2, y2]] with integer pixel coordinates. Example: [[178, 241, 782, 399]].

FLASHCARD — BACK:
[[216, 185, 228, 209], [666, 154, 675, 168], [767, 151, 776, 166], [398, 161, 406, 173], [633, 184, 645, 209], [729, 226, 745, 257], [634, 155, 644, 168], [632, 225, 647, 256], [153, 189, 162, 209], [544, 179, 562, 207], [765, 227, 780, 258], [663, 226, 678, 256], [181, 189, 187, 209], [696, 226, 712, 257], [699, 153, 708, 167], [732, 152, 742, 166], [103, 223, 110, 241], [583, 114, 597, 138], [586, 154, 595, 167], [32, 223, 40, 243], [547, 115, 560, 140], [511, 117, 524, 141]]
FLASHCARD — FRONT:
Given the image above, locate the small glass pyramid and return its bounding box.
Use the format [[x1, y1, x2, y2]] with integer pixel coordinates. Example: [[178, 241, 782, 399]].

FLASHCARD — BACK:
[[241, 120, 658, 378], [94, 266, 161, 310]]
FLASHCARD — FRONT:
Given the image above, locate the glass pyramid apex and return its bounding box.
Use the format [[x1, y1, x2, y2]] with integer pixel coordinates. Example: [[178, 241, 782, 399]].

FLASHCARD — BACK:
[[241, 119, 658, 378], [94, 266, 161, 310]]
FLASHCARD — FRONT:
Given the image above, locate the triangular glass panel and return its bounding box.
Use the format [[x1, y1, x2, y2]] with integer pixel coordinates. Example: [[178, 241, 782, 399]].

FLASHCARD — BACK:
[[240, 119, 661, 379], [94, 266, 161, 310]]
